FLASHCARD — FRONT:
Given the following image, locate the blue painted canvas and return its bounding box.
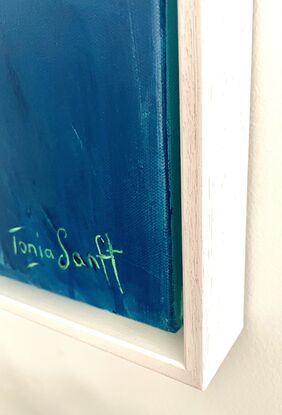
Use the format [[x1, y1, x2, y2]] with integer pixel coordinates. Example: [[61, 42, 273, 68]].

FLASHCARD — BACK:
[[0, 0, 182, 332]]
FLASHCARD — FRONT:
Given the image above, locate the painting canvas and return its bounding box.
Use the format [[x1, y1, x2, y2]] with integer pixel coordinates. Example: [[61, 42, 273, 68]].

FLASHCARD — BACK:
[[0, 0, 182, 332]]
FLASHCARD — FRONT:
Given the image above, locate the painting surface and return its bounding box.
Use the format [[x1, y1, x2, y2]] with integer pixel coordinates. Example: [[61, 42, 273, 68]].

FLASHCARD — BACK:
[[0, 0, 182, 332]]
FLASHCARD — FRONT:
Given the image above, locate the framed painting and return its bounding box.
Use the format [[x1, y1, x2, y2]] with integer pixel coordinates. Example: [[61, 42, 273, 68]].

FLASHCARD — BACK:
[[0, 0, 253, 389]]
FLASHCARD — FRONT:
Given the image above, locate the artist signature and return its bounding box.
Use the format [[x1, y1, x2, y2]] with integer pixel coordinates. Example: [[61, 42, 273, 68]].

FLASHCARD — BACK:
[[8, 226, 124, 294]]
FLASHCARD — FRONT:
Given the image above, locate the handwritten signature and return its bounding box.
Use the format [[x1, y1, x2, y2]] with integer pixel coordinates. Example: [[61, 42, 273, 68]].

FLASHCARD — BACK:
[[8, 226, 124, 294]]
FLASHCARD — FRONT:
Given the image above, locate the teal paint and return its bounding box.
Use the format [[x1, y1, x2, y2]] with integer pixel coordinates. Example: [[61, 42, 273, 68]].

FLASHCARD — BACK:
[[0, 0, 182, 332]]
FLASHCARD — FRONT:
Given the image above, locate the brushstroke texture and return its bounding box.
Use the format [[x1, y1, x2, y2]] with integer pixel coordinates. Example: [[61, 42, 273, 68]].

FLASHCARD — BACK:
[[0, 0, 182, 332]]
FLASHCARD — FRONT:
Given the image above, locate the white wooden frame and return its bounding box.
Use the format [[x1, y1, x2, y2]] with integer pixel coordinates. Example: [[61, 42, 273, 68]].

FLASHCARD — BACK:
[[0, 0, 253, 390]]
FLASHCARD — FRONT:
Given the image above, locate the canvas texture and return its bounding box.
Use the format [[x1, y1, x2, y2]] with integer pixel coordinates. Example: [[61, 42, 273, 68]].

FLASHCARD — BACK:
[[0, 0, 182, 332]]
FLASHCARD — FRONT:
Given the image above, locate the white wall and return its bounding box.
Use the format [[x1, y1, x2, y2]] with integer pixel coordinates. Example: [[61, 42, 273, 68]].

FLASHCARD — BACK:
[[0, 1, 281, 413]]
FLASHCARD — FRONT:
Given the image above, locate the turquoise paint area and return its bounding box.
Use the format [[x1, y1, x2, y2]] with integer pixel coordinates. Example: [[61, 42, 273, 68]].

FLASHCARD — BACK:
[[0, 0, 182, 332]]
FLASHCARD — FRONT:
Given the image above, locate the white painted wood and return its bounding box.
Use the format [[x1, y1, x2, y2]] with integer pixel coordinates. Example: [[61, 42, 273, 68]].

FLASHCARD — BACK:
[[0, 0, 253, 390], [178, 0, 203, 388], [201, 0, 253, 388], [179, 0, 253, 388], [0, 276, 187, 383]]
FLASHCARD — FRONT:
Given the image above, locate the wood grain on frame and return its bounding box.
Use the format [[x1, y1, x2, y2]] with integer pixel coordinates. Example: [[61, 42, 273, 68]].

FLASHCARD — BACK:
[[178, 0, 203, 388], [179, 0, 253, 388]]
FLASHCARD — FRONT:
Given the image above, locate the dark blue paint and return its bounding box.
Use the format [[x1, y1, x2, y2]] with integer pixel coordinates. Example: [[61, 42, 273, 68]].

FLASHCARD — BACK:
[[0, 0, 182, 332]]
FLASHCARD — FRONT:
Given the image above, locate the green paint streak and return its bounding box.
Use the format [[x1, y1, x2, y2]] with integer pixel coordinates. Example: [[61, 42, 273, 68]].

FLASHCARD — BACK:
[[95, 234, 124, 294], [9, 226, 23, 234], [105, 233, 124, 295], [57, 228, 70, 270], [165, 0, 183, 327], [12, 235, 17, 255], [27, 262, 39, 269], [72, 252, 86, 268], [87, 253, 100, 271], [95, 235, 110, 284], [45, 248, 55, 260]]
